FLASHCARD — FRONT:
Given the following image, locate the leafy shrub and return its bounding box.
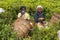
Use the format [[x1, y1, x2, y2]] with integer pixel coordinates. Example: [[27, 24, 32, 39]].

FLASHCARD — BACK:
[[0, 0, 60, 40]]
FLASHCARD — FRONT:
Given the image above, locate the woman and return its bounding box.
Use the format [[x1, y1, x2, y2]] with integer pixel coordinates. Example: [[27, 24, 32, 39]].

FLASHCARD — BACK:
[[18, 6, 30, 21], [34, 5, 46, 29]]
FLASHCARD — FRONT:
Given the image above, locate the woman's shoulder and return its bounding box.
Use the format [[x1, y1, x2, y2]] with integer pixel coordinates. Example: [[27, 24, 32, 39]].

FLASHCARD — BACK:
[[25, 12, 29, 15], [18, 13, 21, 15], [34, 12, 38, 15], [18, 13, 21, 14]]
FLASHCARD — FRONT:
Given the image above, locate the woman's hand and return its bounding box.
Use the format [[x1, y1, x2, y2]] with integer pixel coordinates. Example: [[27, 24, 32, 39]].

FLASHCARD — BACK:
[[39, 18, 45, 21]]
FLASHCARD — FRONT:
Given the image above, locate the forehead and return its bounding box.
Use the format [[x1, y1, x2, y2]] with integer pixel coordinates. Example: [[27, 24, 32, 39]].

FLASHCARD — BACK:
[[37, 8, 43, 10], [22, 8, 25, 10]]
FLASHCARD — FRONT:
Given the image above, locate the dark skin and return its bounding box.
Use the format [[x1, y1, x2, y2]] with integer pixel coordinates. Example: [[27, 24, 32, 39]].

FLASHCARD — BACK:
[[37, 7, 46, 26], [37, 8, 45, 21], [21, 8, 33, 29], [21, 8, 30, 21], [21, 8, 26, 15], [20, 8, 26, 18], [21, 8, 33, 28], [37, 8, 43, 13]]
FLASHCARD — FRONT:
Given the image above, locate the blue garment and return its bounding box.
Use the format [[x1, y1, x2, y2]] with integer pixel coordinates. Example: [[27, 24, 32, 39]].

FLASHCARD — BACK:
[[34, 12, 45, 23]]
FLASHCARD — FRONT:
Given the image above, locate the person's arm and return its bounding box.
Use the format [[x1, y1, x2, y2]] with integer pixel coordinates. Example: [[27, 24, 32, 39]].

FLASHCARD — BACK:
[[40, 13, 45, 21], [25, 13, 30, 21], [43, 13, 45, 19], [38, 13, 45, 21], [42, 13, 45, 21], [26, 17, 30, 21], [18, 13, 21, 18], [34, 13, 39, 23], [27, 14, 30, 20]]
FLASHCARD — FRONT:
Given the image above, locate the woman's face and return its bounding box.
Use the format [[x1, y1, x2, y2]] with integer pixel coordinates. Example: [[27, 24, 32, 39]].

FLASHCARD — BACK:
[[37, 8, 43, 12], [21, 8, 26, 14]]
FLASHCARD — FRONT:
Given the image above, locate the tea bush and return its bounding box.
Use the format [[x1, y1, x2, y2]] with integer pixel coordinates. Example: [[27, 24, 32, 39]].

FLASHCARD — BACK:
[[0, 0, 60, 40]]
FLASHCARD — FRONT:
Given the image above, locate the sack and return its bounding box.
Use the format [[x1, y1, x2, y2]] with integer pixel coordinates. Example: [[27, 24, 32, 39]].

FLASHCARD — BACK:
[[13, 18, 32, 37]]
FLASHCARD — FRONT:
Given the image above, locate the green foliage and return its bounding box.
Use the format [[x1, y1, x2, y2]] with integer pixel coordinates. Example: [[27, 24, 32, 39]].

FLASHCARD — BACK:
[[31, 24, 59, 40], [0, 24, 18, 40], [0, 0, 60, 40]]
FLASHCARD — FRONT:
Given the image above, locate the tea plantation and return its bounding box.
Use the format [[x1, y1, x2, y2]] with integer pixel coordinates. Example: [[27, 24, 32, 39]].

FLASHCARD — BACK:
[[0, 0, 60, 40]]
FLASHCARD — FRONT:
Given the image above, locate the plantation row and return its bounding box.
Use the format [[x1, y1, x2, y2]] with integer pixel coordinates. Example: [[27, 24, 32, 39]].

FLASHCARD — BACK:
[[0, 0, 60, 40]]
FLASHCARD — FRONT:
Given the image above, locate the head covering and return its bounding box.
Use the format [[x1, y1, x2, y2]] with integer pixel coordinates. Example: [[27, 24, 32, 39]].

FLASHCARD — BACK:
[[20, 6, 26, 10], [37, 5, 43, 9]]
